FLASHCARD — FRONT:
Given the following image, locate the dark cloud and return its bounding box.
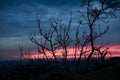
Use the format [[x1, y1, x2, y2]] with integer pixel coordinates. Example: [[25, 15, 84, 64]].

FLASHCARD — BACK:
[[0, 0, 79, 10], [0, 0, 80, 54], [0, 0, 81, 37]]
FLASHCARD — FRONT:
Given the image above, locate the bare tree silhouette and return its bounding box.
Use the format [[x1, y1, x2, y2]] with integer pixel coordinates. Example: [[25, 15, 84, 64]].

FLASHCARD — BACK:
[[18, 0, 120, 73], [81, 0, 120, 63]]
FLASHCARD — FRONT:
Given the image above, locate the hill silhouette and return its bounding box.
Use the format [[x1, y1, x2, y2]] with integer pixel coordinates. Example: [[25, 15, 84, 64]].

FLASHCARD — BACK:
[[0, 57, 120, 80]]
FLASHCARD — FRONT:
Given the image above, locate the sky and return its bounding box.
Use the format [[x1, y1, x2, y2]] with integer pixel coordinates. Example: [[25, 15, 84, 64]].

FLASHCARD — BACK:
[[0, 0, 120, 60]]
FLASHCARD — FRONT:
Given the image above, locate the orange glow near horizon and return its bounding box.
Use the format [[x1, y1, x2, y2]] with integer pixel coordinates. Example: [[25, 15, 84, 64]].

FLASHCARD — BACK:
[[109, 45, 120, 57], [19, 45, 120, 60]]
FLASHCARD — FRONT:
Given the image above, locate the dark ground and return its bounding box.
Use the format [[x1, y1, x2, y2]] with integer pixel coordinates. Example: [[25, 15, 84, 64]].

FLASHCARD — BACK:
[[0, 57, 120, 80]]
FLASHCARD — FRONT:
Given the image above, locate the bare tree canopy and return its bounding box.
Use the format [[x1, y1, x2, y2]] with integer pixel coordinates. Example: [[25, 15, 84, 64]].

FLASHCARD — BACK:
[[19, 0, 120, 73]]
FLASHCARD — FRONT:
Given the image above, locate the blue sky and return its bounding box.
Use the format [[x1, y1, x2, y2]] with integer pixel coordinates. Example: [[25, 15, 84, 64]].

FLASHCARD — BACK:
[[0, 0, 120, 60]]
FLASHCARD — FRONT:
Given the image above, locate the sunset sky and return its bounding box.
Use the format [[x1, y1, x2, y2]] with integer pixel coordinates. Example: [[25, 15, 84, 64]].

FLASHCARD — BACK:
[[0, 0, 120, 60]]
